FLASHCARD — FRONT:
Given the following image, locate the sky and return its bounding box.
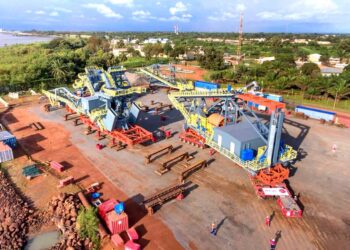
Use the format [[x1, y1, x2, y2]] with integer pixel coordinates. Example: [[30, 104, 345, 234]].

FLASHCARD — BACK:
[[0, 0, 349, 33]]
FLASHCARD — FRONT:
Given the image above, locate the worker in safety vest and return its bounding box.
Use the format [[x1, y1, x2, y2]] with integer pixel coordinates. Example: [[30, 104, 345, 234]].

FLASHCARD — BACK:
[[270, 238, 277, 250], [265, 215, 271, 227], [210, 222, 217, 236]]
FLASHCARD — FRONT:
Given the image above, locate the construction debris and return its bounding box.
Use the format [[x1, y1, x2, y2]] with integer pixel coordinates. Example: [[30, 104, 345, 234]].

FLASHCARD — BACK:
[[0, 171, 39, 249], [47, 193, 89, 249]]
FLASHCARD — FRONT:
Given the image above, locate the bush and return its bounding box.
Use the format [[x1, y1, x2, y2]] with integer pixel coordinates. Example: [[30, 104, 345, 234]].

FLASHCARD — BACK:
[[77, 206, 100, 249]]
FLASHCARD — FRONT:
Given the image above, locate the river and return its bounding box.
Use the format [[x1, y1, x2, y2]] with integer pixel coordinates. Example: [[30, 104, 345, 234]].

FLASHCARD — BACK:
[[0, 33, 54, 47]]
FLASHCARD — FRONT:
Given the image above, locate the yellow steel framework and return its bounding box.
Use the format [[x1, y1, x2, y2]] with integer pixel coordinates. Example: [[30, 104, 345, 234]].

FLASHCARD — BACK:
[[141, 67, 297, 173]]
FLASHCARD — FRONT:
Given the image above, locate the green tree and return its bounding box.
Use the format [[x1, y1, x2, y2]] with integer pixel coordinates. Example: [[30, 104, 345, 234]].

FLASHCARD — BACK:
[[117, 39, 125, 48], [77, 206, 100, 249], [297, 50, 308, 61], [50, 59, 68, 83], [320, 54, 330, 66], [198, 47, 225, 70], [300, 63, 320, 77], [163, 42, 173, 56], [328, 78, 350, 109]]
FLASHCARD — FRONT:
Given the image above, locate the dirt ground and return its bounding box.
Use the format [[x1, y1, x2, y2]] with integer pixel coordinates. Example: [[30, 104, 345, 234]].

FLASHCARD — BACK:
[[159, 64, 207, 81], [2, 91, 350, 250], [0, 98, 182, 250]]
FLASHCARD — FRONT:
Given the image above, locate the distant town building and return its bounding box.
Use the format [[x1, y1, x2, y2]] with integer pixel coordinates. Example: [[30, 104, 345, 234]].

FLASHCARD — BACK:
[[335, 63, 348, 69], [317, 41, 331, 45], [308, 53, 321, 64], [249, 38, 266, 42], [133, 44, 145, 57], [329, 57, 341, 65], [143, 38, 169, 44], [112, 48, 129, 57], [320, 67, 343, 77], [292, 39, 309, 44], [256, 56, 275, 64], [179, 51, 196, 60]]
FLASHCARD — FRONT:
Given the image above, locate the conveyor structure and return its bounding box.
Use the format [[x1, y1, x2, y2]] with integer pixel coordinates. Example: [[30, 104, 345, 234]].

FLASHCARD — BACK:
[[43, 66, 153, 147], [139, 66, 297, 185]]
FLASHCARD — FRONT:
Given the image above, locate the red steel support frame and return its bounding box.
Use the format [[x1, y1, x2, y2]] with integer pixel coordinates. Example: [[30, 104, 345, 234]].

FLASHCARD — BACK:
[[179, 128, 206, 149], [79, 115, 153, 147]]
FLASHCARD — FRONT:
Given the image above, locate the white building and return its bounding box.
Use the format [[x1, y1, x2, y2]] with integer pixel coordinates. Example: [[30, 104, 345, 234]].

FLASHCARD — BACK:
[[292, 39, 309, 44], [133, 45, 145, 57], [321, 67, 343, 77], [335, 63, 348, 69], [249, 38, 266, 42], [143, 38, 169, 44], [308, 54, 321, 64], [112, 48, 129, 57], [256, 56, 275, 64], [317, 41, 331, 45]]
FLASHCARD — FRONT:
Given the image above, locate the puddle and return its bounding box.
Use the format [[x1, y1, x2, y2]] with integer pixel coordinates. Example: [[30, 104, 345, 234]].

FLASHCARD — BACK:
[[25, 231, 60, 250]]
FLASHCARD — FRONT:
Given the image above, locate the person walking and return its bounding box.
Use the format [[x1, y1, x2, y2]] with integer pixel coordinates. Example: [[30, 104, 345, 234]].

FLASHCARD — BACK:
[[265, 215, 271, 227], [210, 222, 217, 236], [269, 238, 277, 250]]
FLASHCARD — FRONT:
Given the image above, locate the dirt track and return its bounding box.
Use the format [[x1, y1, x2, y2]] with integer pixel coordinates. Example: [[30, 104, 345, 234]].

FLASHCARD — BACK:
[[2, 93, 350, 249], [0, 101, 182, 250]]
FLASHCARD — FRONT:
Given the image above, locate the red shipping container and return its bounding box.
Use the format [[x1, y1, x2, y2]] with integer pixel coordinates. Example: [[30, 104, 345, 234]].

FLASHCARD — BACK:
[[106, 211, 129, 234], [50, 161, 65, 172], [124, 241, 140, 250], [111, 234, 124, 247], [336, 114, 350, 128], [98, 199, 117, 220]]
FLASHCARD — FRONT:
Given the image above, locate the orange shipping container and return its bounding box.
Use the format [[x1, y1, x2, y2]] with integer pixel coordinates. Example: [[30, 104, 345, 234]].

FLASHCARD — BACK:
[[106, 211, 129, 234]]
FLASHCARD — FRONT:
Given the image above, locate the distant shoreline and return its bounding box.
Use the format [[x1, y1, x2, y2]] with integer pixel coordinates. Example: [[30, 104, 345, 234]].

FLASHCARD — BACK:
[[0, 33, 55, 47]]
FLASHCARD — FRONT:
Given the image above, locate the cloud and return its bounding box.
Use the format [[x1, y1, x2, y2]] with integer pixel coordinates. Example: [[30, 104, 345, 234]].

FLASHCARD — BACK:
[[35, 10, 46, 15], [257, 0, 338, 21], [49, 11, 59, 17], [25, 10, 32, 14], [84, 3, 123, 18], [156, 1, 161, 5], [52, 7, 72, 13], [132, 10, 155, 21], [169, 2, 188, 15], [108, 0, 134, 7], [208, 11, 237, 21], [236, 3, 246, 13], [159, 13, 191, 23]]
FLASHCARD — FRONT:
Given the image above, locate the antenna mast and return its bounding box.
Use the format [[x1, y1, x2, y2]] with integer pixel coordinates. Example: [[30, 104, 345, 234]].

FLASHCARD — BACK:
[[237, 13, 243, 62]]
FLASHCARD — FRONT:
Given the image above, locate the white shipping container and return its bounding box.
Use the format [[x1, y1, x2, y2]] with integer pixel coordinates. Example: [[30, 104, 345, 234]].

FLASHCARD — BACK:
[[0, 144, 14, 163]]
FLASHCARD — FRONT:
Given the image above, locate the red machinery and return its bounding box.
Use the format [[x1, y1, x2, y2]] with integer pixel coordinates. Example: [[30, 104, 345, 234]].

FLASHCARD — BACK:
[[179, 128, 206, 149], [78, 115, 153, 147], [255, 164, 290, 186], [250, 175, 302, 218]]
